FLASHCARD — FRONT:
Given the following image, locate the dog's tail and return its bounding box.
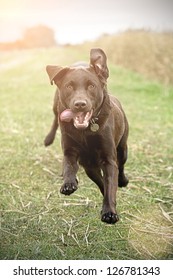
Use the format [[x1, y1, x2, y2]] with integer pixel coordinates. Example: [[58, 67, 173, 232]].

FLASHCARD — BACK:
[[44, 117, 58, 146]]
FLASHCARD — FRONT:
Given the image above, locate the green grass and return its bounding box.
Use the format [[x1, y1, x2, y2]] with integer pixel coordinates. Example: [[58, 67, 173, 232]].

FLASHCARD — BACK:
[[0, 47, 173, 260]]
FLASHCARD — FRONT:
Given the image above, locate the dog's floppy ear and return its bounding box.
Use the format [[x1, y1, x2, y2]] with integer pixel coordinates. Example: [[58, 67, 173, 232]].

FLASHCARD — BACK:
[[90, 48, 109, 83], [46, 65, 69, 85]]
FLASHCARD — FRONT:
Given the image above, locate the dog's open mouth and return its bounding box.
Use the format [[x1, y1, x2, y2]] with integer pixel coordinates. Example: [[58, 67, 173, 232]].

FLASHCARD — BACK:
[[60, 109, 93, 129]]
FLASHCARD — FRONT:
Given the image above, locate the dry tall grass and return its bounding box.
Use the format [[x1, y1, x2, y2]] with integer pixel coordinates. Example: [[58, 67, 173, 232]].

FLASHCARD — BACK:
[[83, 30, 173, 85]]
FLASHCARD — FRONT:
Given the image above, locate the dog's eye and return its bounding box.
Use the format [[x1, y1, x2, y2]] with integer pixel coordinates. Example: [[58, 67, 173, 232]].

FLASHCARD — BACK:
[[66, 84, 73, 90], [88, 84, 95, 90]]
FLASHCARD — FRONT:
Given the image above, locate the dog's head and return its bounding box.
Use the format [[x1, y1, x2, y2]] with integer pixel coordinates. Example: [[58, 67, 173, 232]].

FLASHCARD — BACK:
[[46, 48, 109, 130]]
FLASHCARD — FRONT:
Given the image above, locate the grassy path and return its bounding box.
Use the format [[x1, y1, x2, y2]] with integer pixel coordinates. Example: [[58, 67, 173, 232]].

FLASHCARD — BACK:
[[0, 47, 173, 259]]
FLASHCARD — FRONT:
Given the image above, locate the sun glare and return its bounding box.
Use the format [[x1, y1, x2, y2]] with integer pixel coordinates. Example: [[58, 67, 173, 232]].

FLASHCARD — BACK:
[[1, 2, 26, 20], [1, 0, 173, 45]]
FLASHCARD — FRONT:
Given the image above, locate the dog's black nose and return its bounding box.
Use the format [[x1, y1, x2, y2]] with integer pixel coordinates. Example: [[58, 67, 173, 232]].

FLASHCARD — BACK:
[[74, 100, 87, 109]]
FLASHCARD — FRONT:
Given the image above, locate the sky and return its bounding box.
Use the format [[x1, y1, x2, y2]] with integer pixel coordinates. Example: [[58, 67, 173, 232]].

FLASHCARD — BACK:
[[0, 0, 173, 44]]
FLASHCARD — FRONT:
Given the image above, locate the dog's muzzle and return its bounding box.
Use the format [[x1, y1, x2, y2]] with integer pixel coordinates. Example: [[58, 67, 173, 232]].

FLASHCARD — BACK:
[[60, 109, 93, 129]]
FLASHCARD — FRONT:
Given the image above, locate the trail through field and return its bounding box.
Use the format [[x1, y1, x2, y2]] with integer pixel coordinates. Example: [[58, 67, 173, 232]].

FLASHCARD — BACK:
[[0, 47, 173, 260]]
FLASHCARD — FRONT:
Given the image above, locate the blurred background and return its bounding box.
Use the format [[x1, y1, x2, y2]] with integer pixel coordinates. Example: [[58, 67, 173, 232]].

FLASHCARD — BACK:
[[0, 0, 173, 84], [1, 0, 173, 44]]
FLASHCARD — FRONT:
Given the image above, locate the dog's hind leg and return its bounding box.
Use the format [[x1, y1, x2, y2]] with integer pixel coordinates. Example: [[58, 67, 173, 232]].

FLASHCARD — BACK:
[[84, 167, 104, 195], [117, 139, 129, 187]]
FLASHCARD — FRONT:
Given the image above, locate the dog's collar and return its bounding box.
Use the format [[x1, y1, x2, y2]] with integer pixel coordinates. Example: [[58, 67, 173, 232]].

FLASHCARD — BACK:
[[89, 95, 107, 132]]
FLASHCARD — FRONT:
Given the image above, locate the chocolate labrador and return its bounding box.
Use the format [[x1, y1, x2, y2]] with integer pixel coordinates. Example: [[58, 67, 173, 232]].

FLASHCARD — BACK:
[[44, 48, 129, 224]]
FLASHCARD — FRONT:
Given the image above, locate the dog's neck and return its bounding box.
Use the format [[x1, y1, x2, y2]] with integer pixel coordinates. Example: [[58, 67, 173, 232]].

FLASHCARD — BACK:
[[90, 91, 111, 129], [93, 95, 106, 119]]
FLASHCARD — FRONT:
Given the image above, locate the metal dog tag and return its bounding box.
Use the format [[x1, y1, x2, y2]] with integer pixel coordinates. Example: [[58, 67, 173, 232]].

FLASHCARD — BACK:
[[90, 123, 99, 132]]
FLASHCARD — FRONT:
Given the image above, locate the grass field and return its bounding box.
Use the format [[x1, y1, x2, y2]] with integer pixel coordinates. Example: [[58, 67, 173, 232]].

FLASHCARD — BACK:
[[0, 46, 173, 260], [82, 30, 173, 85]]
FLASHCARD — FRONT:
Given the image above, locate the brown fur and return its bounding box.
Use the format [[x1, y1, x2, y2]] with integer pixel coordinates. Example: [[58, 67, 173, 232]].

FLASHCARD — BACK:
[[44, 48, 129, 224]]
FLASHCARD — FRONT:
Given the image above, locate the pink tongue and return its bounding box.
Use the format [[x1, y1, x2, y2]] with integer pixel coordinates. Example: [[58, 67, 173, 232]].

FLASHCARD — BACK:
[[60, 109, 74, 122]]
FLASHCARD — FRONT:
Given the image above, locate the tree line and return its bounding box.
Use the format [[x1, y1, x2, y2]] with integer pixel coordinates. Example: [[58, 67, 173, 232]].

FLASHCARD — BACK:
[[0, 25, 57, 50]]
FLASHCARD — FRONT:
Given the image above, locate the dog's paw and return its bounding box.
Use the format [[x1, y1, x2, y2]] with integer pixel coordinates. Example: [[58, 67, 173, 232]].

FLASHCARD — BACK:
[[60, 182, 78, 195], [101, 212, 119, 224], [118, 174, 129, 188]]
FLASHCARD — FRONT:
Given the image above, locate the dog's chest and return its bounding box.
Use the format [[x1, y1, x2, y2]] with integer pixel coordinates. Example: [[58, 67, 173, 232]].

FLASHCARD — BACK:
[[77, 134, 103, 165], [78, 137, 101, 166], [62, 125, 105, 164]]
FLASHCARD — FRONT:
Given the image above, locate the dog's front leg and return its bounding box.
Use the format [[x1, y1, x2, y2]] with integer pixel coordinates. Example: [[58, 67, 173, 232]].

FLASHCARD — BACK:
[[60, 150, 79, 196], [101, 159, 119, 224]]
